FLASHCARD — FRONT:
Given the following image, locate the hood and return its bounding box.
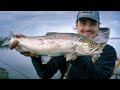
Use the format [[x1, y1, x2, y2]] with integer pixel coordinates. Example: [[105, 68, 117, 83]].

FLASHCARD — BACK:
[[93, 27, 110, 44]]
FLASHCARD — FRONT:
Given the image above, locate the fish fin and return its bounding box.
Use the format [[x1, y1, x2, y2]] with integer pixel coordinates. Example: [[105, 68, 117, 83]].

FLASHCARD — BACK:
[[48, 53, 62, 56], [15, 46, 28, 52], [1, 31, 15, 47], [1, 38, 10, 46], [9, 31, 15, 38], [41, 55, 52, 64], [41, 53, 62, 64], [65, 52, 78, 61], [45, 32, 59, 36]]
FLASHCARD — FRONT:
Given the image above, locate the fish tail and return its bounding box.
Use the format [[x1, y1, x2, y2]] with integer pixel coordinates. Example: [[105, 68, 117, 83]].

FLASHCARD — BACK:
[[1, 38, 10, 46], [1, 31, 16, 49], [9, 31, 15, 38]]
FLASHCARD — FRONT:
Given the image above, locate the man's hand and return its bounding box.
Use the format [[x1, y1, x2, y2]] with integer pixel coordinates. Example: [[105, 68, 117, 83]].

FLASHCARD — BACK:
[[15, 34, 26, 38], [8, 34, 25, 50], [15, 34, 38, 57]]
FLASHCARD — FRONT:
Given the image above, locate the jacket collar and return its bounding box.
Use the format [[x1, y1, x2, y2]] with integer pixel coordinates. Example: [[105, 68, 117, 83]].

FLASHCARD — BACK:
[[94, 27, 110, 44]]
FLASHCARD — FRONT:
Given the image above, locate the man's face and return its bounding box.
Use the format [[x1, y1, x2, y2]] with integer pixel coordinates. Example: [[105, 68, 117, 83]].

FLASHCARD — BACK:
[[76, 18, 99, 39]]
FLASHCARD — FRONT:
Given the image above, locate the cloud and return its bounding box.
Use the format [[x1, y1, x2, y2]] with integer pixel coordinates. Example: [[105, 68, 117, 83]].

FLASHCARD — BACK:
[[0, 11, 77, 37], [100, 11, 120, 37], [0, 11, 120, 38]]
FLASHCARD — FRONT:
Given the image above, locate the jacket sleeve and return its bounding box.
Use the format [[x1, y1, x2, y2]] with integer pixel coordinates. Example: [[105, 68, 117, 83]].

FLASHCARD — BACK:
[[70, 45, 117, 79], [94, 45, 117, 79], [31, 55, 66, 79]]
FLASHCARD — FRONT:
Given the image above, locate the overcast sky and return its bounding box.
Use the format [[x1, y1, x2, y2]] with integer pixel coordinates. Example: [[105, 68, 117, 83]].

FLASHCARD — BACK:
[[0, 11, 120, 38]]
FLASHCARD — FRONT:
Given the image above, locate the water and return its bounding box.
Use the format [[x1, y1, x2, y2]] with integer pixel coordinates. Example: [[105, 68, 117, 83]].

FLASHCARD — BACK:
[[107, 39, 120, 79], [0, 39, 120, 79], [0, 49, 40, 79], [0, 48, 61, 79]]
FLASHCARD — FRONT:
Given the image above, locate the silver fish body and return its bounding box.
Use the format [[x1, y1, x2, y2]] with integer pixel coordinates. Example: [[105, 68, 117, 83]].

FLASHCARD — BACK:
[[2, 31, 105, 61]]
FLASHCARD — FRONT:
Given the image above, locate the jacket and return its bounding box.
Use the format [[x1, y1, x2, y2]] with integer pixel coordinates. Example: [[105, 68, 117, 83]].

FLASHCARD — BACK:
[[31, 28, 117, 79]]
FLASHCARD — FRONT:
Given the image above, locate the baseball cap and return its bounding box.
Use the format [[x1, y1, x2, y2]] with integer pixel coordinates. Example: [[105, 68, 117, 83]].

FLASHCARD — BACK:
[[77, 11, 100, 22]]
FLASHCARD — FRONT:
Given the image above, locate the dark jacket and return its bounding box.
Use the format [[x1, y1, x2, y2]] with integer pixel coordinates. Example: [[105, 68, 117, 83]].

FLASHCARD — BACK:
[[31, 44, 117, 79]]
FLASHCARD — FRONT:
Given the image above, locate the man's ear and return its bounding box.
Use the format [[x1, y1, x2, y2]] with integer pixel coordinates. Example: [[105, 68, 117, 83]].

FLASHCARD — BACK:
[[75, 20, 79, 29], [76, 20, 79, 29]]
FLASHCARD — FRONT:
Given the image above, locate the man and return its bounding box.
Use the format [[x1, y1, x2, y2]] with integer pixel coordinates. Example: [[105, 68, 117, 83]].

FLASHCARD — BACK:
[[16, 11, 117, 79]]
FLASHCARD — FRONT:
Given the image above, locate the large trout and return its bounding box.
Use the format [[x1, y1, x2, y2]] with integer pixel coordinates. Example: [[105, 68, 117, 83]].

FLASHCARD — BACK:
[[2, 31, 105, 61]]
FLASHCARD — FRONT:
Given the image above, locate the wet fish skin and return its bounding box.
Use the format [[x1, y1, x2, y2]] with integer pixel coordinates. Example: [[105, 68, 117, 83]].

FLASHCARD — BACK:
[[2, 31, 105, 61]]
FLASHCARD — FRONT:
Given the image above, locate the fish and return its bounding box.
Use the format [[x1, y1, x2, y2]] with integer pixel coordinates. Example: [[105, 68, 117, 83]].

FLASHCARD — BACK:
[[1, 31, 106, 62]]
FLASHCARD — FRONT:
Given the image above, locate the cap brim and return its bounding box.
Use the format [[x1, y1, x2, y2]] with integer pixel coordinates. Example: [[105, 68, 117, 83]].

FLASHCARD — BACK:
[[78, 15, 100, 22]]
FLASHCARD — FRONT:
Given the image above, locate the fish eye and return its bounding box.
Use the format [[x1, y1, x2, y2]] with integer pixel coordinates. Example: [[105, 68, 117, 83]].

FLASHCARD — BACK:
[[89, 44, 94, 48]]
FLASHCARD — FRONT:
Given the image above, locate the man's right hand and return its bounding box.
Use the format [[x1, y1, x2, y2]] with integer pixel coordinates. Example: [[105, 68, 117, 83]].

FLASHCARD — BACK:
[[15, 34, 38, 57], [15, 34, 26, 38]]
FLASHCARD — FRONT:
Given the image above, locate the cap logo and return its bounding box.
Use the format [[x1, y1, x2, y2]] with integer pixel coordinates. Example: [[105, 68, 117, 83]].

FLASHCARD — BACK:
[[82, 11, 94, 14]]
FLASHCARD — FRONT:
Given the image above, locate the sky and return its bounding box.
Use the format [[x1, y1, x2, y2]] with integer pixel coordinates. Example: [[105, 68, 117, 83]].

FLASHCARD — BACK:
[[0, 11, 120, 38]]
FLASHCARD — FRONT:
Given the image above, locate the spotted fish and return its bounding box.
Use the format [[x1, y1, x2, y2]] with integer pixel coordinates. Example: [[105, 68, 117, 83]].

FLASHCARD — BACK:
[[2, 31, 105, 62]]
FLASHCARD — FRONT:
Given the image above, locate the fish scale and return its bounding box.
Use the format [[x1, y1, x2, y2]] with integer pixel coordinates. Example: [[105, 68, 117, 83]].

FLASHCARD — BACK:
[[1, 31, 105, 61]]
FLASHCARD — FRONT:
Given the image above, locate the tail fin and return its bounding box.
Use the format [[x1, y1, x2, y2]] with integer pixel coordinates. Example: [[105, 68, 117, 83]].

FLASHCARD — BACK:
[[9, 31, 15, 38], [1, 38, 10, 46], [1, 31, 15, 47]]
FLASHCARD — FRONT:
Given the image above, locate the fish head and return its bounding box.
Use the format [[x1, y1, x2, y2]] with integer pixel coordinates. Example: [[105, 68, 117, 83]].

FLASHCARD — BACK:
[[76, 35, 106, 56], [84, 43, 106, 55]]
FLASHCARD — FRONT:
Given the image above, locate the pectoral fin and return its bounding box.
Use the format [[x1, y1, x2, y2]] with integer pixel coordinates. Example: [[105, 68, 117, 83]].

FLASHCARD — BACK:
[[15, 46, 28, 52], [65, 52, 78, 61], [41, 55, 52, 64]]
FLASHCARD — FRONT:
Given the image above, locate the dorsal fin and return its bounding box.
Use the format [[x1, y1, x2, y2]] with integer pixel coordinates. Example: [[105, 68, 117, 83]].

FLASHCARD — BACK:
[[45, 32, 60, 36]]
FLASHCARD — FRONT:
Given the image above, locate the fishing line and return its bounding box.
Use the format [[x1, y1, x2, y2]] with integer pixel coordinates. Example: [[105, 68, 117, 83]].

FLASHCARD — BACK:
[[0, 59, 30, 79]]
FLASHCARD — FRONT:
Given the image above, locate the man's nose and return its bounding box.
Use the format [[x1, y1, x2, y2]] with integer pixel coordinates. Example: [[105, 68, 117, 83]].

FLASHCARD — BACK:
[[84, 24, 92, 31]]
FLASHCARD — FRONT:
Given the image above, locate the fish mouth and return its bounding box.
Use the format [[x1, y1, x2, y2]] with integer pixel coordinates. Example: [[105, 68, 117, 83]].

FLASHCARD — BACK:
[[90, 47, 103, 55], [92, 51, 102, 55]]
